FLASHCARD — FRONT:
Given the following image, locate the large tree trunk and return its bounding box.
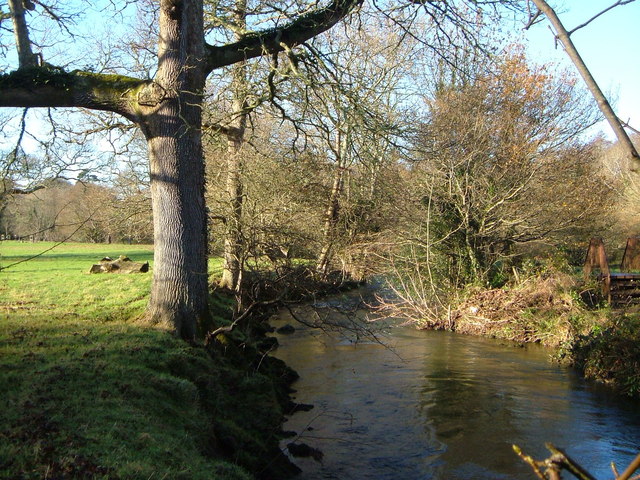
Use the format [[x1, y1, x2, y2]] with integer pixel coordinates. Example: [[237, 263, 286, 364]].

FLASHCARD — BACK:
[[0, 0, 362, 340], [143, 0, 210, 340]]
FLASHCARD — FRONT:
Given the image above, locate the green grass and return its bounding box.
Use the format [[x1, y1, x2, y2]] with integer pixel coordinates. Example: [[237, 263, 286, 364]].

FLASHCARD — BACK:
[[1, 242, 156, 322], [0, 241, 291, 479], [1, 242, 225, 322]]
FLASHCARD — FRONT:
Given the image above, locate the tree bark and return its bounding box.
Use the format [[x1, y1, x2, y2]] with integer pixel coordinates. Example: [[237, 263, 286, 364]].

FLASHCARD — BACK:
[[0, 69, 152, 119], [219, 124, 245, 291], [530, 0, 640, 164], [8, 0, 37, 68], [204, 0, 363, 72], [219, 127, 245, 291], [219, 0, 248, 292], [142, 0, 210, 340], [317, 131, 348, 274], [1, 0, 362, 341]]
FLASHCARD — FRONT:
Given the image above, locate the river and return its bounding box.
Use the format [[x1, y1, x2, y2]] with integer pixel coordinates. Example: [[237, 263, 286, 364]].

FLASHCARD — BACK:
[[271, 293, 640, 479]]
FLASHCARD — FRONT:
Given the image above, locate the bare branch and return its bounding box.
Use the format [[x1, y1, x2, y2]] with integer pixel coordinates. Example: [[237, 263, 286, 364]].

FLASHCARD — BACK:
[[567, 0, 637, 36], [529, 0, 640, 166], [618, 454, 640, 480], [205, 296, 282, 343], [621, 119, 640, 136], [6, 184, 44, 195]]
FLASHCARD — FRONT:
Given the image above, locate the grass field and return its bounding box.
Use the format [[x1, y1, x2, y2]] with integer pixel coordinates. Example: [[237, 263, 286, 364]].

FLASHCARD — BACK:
[[1, 242, 156, 323], [0, 241, 281, 480]]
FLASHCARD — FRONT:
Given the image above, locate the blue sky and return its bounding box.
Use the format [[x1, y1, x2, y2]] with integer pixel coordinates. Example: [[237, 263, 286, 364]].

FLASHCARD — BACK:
[[4, 0, 637, 159], [522, 0, 640, 139]]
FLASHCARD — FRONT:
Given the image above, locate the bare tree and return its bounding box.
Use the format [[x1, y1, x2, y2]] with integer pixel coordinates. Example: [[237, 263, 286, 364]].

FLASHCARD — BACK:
[[0, 0, 528, 338], [377, 50, 614, 323]]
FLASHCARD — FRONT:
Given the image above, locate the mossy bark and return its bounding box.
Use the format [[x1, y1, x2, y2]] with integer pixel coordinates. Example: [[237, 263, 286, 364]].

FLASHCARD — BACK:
[[0, 66, 152, 120]]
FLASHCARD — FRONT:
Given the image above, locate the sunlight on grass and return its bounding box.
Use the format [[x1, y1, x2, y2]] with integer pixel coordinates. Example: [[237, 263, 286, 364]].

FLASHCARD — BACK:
[[1, 241, 155, 322], [0, 241, 251, 479], [1, 241, 225, 322]]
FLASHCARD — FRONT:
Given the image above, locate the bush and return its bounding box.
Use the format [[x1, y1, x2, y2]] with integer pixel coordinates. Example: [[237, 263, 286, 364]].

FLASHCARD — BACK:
[[571, 315, 640, 398]]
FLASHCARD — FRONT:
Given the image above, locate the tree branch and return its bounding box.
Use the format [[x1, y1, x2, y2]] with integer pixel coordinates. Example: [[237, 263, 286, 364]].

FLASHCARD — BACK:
[[8, 0, 38, 67], [204, 0, 362, 73], [204, 296, 282, 344], [618, 453, 640, 480], [0, 66, 160, 121], [6, 184, 44, 195], [567, 0, 637, 36], [529, 0, 640, 166], [621, 119, 640, 135]]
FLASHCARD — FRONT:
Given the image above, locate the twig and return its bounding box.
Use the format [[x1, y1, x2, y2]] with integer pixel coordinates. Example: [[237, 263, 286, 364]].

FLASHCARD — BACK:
[[613, 461, 621, 478], [621, 119, 640, 135], [567, 0, 637, 36], [513, 445, 547, 479], [618, 453, 640, 480], [514, 444, 640, 480], [204, 296, 282, 344], [546, 443, 596, 480], [524, 9, 542, 29]]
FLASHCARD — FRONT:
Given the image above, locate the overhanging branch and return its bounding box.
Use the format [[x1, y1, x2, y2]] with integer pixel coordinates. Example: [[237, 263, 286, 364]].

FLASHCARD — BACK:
[[0, 66, 158, 121], [529, 0, 640, 166], [204, 0, 362, 73]]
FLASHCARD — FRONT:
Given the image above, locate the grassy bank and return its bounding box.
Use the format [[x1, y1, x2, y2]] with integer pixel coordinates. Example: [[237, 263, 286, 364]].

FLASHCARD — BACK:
[[435, 260, 640, 398], [0, 241, 297, 479]]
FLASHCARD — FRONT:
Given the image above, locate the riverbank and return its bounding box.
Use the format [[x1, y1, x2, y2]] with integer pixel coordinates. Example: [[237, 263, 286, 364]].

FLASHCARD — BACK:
[[271, 316, 640, 479], [424, 263, 640, 399], [0, 242, 308, 479]]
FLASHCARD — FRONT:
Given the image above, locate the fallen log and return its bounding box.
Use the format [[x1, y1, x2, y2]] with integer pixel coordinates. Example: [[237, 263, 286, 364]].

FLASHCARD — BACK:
[[89, 255, 149, 274]]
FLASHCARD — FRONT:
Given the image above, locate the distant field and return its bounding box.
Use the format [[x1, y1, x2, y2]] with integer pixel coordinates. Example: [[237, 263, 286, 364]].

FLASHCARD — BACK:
[[1, 241, 224, 322], [1, 241, 156, 322]]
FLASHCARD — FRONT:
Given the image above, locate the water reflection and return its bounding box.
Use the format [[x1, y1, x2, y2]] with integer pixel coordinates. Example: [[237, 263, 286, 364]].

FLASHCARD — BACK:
[[273, 312, 640, 479]]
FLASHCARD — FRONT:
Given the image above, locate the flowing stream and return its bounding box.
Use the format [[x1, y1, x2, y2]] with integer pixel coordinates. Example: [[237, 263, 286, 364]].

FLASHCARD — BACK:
[[271, 292, 640, 479]]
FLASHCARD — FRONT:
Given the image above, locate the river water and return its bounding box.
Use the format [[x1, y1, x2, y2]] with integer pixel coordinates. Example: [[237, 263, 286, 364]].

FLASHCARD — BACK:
[[271, 295, 640, 479]]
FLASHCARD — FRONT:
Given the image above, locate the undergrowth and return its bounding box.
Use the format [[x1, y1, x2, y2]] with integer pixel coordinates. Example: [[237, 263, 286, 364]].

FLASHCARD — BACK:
[[441, 260, 606, 348], [571, 314, 640, 397], [424, 256, 640, 399]]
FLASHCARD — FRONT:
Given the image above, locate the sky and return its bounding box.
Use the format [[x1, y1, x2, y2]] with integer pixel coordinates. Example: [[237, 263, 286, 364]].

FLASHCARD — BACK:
[[521, 0, 640, 139], [3, 0, 638, 160]]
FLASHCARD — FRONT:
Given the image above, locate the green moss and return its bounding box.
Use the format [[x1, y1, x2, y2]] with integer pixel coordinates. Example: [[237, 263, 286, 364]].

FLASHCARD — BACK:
[[74, 70, 147, 99], [0, 64, 75, 90], [0, 65, 147, 101]]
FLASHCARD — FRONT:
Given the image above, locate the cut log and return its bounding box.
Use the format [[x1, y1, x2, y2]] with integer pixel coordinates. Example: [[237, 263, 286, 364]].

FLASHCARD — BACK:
[[89, 255, 149, 274]]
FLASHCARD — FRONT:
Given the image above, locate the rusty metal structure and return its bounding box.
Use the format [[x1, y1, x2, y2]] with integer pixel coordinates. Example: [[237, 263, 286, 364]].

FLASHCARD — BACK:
[[584, 237, 640, 307]]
